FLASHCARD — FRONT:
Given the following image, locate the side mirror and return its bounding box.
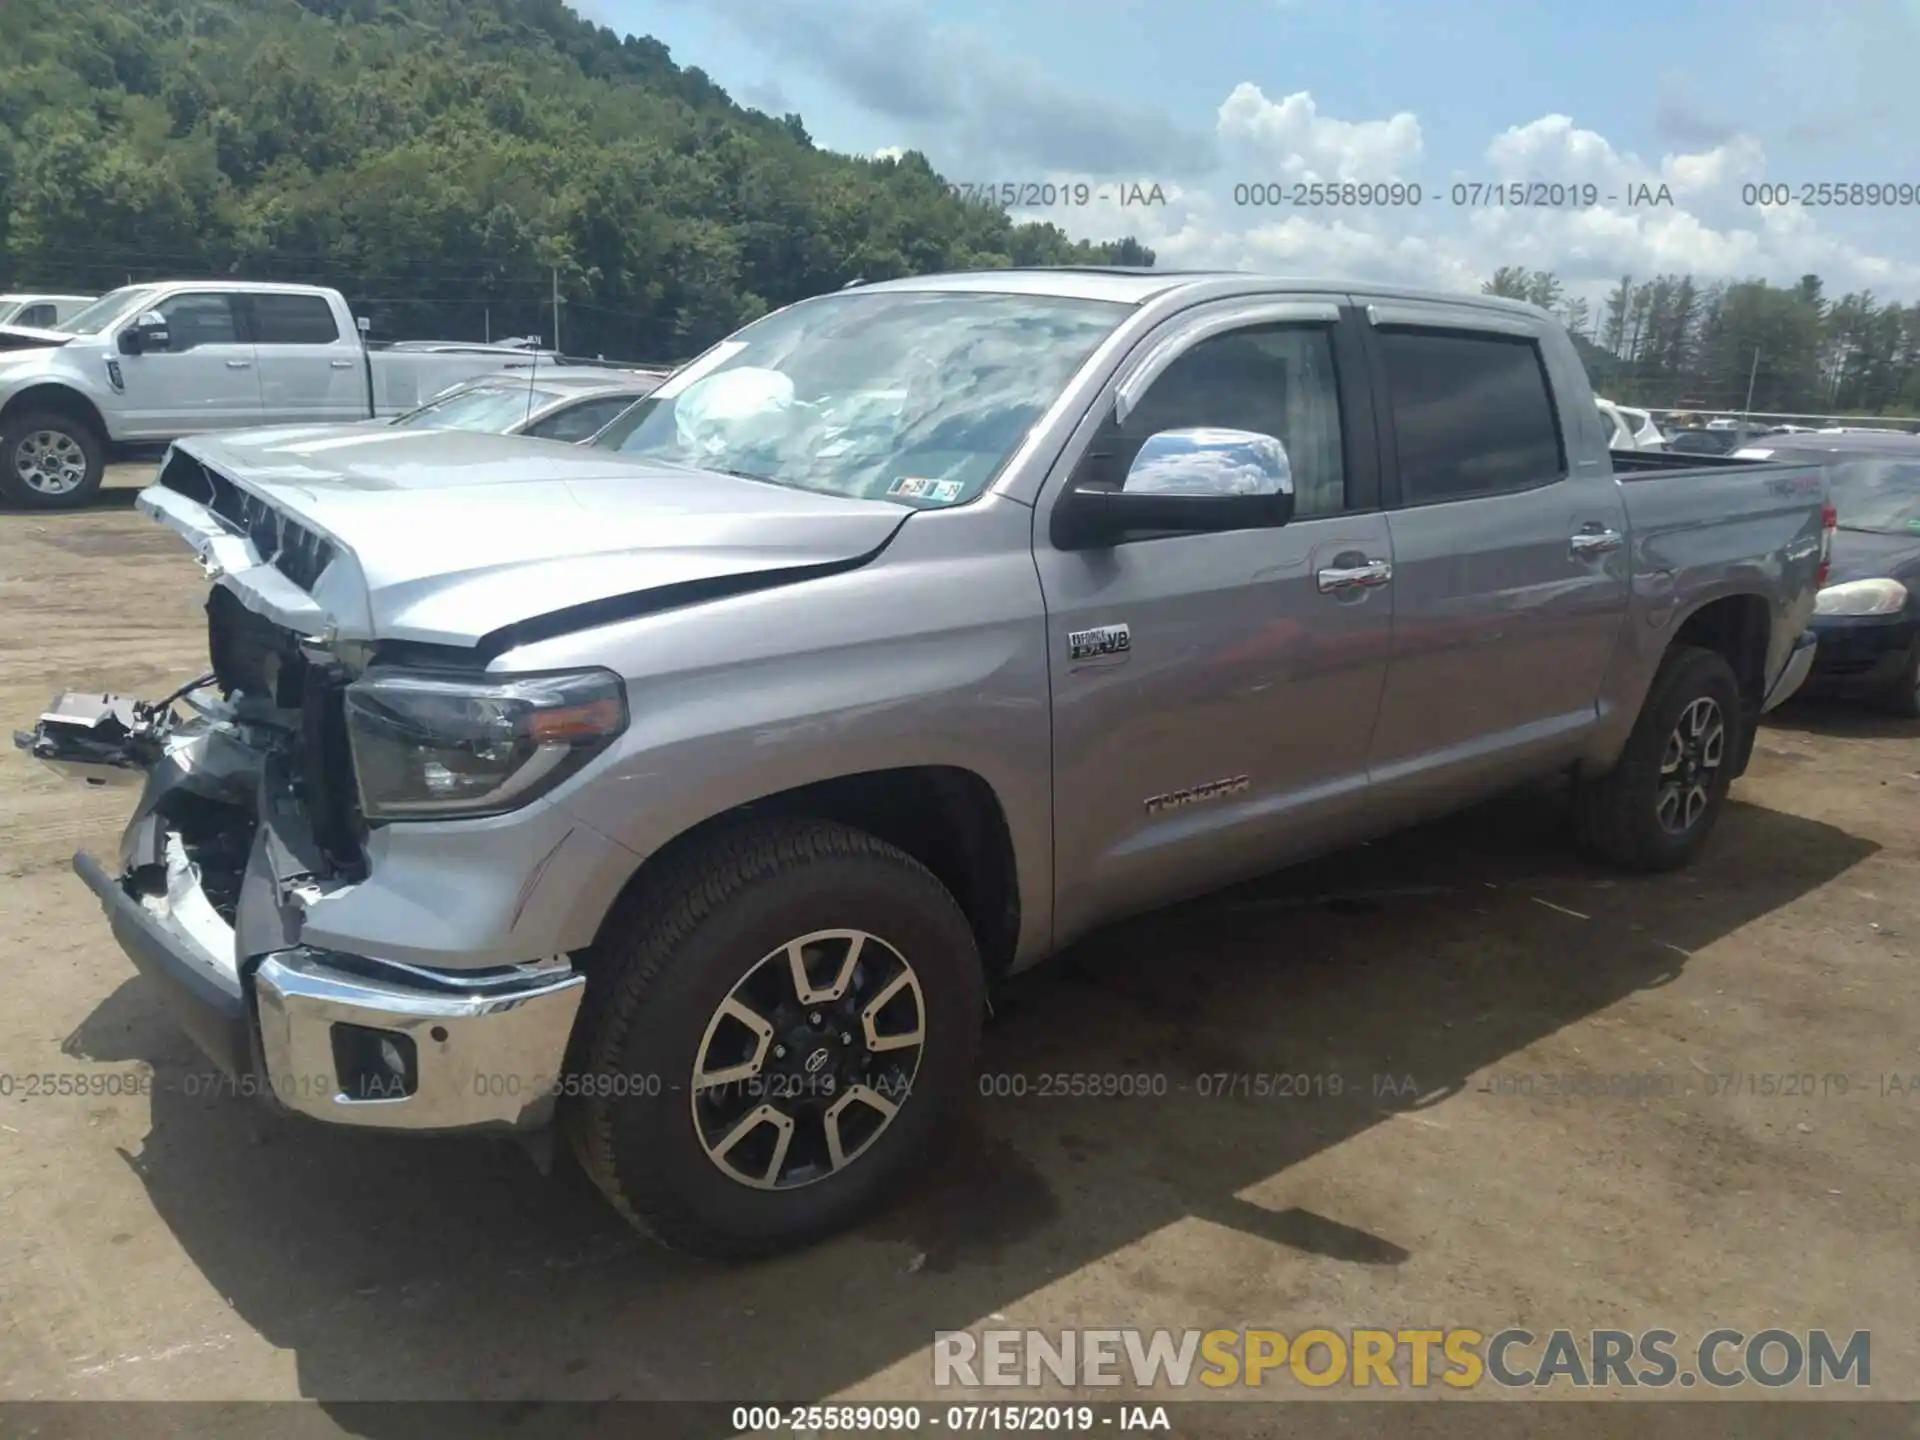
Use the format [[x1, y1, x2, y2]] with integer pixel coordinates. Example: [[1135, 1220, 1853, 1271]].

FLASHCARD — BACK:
[[119, 311, 170, 355], [1051, 427, 1296, 550]]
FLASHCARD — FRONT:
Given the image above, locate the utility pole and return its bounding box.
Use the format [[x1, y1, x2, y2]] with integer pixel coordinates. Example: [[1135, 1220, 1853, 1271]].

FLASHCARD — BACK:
[[484, 308, 491, 344], [1742, 347, 1761, 426], [551, 269, 561, 355]]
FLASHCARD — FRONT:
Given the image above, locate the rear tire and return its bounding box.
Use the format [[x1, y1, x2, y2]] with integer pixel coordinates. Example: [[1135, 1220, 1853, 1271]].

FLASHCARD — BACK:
[[564, 818, 984, 1260], [0, 409, 106, 509], [1573, 645, 1744, 873]]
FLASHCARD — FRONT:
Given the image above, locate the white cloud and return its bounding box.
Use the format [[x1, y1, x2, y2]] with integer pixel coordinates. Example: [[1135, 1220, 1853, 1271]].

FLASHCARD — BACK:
[[1216, 84, 1423, 181], [871, 145, 908, 162], [999, 88, 1920, 302]]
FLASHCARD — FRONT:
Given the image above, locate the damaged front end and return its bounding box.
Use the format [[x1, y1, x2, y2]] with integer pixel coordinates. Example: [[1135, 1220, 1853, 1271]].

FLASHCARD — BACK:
[[15, 461, 586, 1135]]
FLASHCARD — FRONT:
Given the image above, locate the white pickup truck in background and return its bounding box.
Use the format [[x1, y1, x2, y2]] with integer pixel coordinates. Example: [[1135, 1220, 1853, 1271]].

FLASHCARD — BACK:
[[0, 293, 96, 329], [0, 281, 596, 509]]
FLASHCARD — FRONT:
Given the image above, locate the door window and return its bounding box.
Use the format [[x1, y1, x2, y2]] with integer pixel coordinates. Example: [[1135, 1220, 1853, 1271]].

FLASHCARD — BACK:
[[249, 293, 341, 345], [154, 294, 243, 352], [1377, 329, 1565, 503], [1084, 323, 1348, 518]]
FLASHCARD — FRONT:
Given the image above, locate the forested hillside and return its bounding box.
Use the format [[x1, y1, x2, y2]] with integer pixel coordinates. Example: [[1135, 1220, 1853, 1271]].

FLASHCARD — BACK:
[[0, 0, 1153, 359]]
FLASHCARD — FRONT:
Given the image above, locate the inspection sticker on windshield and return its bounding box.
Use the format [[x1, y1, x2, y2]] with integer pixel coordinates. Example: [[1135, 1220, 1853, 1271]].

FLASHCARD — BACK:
[[888, 476, 965, 504]]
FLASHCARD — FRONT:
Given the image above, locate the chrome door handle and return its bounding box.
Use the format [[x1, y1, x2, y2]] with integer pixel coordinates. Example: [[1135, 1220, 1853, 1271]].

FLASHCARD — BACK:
[[224, 359, 252, 369], [330, 359, 354, 369], [1570, 528, 1623, 557], [1317, 559, 1393, 593]]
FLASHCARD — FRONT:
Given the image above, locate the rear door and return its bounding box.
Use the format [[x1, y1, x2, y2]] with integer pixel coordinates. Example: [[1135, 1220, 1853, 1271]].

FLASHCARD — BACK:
[[1034, 300, 1396, 941], [113, 291, 263, 438], [1356, 300, 1630, 825], [246, 292, 365, 424]]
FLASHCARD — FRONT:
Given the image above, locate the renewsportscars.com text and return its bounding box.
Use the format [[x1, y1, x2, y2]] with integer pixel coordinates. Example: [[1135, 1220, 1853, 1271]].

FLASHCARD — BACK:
[[933, 1327, 1870, 1390]]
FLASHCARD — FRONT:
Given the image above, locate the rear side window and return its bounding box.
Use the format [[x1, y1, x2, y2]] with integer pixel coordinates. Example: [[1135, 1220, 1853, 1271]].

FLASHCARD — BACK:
[[1379, 330, 1565, 504], [16, 303, 55, 328], [250, 294, 341, 345]]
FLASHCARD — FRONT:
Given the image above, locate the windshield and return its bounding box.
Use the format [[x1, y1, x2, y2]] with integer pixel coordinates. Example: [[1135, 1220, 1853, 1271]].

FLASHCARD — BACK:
[[390, 382, 566, 432], [591, 290, 1130, 506], [0, 301, 22, 326], [57, 285, 162, 336], [1824, 457, 1920, 534]]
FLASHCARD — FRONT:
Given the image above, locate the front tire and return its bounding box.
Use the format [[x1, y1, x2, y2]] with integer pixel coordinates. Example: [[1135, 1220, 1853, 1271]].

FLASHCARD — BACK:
[[1573, 645, 1744, 872], [564, 819, 984, 1260], [0, 409, 106, 509]]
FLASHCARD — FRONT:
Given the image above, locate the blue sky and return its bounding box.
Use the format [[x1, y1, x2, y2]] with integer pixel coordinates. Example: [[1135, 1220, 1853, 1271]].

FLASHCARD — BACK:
[[574, 0, 1920, 306]]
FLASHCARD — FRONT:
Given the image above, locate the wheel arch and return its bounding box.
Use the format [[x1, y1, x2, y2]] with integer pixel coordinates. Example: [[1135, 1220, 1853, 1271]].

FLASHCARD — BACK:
[[1667, 592, 1770, 777], [587, 765, 1023, 983], [0, 383, 109, 441]]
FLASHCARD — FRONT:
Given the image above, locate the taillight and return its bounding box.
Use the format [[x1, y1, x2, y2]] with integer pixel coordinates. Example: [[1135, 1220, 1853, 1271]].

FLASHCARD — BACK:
[[1816, 501, 1836, 588]]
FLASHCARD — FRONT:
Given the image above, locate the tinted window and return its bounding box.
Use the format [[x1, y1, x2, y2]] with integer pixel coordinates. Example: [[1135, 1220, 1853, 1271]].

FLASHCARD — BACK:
[[16, 303, 56, 328], [1089, 324, 1347, 517], [155, 293, 241, 351], [527, 397, 635, 442], [250, 294, 340, 344], [1379, 330, 1564, 503]]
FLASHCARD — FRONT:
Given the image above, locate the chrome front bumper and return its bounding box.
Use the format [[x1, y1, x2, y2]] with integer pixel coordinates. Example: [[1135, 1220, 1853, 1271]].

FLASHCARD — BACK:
[[254, 950, 584, 1132], [38, 695, 590, 1136], [74, 839, 586, 1134]]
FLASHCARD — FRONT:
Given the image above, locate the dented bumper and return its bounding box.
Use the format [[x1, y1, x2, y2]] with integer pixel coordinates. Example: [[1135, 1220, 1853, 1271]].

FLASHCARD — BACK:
[[21, 694, 588, 1134]]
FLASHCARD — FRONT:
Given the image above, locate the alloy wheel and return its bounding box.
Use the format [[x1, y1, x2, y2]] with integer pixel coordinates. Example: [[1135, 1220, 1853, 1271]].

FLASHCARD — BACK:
[[690, 928, 926, 1190], [1656, 695, 1725, 835], [12, 429, 89, 496]]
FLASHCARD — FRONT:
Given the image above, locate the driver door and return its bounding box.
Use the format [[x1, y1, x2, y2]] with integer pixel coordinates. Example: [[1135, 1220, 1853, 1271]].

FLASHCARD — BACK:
[[1033, 303, 1396, 943], [114, 291, 264, 439]]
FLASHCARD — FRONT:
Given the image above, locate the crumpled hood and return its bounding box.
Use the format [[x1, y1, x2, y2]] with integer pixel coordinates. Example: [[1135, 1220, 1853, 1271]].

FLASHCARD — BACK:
[[150, 428, 913, 648]]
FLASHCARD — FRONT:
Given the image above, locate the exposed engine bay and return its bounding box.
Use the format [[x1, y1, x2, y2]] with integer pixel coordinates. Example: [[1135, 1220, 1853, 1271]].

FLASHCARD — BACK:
[[17, 586, 366, 935]]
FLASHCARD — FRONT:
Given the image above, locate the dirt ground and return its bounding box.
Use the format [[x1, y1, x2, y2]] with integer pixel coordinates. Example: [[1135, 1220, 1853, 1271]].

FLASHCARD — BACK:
[[1, 466, 1917, 1431]]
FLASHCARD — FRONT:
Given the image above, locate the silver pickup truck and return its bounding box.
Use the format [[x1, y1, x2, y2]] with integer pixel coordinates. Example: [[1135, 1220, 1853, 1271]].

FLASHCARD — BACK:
[[17, 267, 1831, 1260]]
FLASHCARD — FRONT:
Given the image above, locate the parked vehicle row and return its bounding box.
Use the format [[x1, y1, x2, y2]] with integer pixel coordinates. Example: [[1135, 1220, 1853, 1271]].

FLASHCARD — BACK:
[[0, 280, 636, 509], [17, 267, 1834, 1261]]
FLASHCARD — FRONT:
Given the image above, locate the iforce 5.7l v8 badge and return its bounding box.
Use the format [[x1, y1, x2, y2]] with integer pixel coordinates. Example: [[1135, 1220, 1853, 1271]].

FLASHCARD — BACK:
[[1067, 623, 1131, 663]]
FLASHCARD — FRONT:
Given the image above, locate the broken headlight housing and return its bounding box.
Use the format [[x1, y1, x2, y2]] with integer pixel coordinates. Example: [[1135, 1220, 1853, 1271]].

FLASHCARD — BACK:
[[344, 668, 628, 821]]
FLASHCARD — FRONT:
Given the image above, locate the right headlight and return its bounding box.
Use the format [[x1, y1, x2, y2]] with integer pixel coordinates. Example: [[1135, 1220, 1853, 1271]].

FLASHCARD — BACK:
[[344, 667, 628, 821], [1814, 578, 1909, 617]]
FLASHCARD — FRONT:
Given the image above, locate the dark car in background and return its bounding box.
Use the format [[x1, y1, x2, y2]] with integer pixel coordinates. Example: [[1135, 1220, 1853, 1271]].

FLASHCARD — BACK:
[[1736, 432, 1920, 715]]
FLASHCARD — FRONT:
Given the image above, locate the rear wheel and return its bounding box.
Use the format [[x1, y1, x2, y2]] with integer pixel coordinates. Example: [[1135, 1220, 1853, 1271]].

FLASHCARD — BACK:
[[1573, 645, 1744, 872], [0, 409, 105, 509], [564, 819, 984, 1260]]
